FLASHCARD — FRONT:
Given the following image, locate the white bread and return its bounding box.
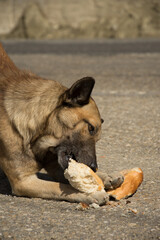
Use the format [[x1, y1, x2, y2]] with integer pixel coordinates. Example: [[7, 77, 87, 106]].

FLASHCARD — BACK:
[[107, 167, 143, 200], [64, 159, 105, 194]]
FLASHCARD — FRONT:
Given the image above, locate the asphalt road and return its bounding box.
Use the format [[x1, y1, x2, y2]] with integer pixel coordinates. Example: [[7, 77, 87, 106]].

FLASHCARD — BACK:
[[0, 39, 160, 240]]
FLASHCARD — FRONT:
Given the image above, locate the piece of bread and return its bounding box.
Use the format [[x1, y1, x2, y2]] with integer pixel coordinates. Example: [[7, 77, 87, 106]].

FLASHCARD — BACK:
[[107, 167, 143, 200], [64, 159, 105, 194]]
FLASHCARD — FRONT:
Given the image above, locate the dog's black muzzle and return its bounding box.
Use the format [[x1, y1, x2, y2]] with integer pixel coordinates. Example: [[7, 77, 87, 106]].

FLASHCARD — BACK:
[[55, 138, 98, 172]]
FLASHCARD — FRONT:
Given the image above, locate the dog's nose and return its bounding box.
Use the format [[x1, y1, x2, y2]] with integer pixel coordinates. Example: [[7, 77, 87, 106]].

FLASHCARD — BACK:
[[90, 163, 97, 172]]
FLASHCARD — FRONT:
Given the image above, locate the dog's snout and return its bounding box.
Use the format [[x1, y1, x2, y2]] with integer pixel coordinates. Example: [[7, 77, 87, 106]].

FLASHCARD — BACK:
[[90, 162, 97, 172]]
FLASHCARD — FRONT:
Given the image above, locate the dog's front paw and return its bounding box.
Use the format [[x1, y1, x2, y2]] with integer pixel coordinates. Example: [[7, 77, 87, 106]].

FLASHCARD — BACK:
[[108, 171, 124, 190], [85, 191, 109, 206], [97, 171, 124, 191]]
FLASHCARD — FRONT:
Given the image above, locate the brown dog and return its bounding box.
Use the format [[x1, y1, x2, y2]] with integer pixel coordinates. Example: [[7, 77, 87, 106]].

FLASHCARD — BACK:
[[0, 43, 123, 205]]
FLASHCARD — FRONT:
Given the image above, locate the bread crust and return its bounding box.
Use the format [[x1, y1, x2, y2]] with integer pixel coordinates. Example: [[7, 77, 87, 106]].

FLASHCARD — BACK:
[[107, 168, 143, 200]]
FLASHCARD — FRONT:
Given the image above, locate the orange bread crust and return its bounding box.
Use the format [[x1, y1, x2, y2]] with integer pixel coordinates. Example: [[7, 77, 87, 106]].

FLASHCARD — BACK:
[[107, 168, 143, 200]]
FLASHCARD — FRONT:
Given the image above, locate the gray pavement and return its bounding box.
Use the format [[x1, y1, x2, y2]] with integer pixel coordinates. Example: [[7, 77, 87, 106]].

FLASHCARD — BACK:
[[0, 39, 160, 240]]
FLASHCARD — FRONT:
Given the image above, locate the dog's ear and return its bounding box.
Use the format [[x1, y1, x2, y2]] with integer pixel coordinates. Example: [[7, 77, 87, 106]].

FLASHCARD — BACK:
[[65, 77, 95, 106]]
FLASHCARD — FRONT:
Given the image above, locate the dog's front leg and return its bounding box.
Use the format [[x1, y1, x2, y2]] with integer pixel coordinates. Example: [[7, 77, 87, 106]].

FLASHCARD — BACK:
[[97, 171, 124, 191], [12, 175, 108, 205]]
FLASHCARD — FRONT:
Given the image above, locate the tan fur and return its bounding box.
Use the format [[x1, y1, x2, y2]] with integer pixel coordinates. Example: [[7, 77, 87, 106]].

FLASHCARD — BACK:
[[0, 43, 109, 205]]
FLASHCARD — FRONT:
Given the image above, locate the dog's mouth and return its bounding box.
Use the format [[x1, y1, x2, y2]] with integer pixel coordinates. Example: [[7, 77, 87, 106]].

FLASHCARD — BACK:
[[53, 138, 98, 172], [66, 153, 76, 161], [56, 147, 78, 170], [56, 148, 97, 172]]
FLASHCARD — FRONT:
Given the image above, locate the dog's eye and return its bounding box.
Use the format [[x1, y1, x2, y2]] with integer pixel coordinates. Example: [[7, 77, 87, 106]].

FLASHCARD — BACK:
[[88, 123, 95, 135]]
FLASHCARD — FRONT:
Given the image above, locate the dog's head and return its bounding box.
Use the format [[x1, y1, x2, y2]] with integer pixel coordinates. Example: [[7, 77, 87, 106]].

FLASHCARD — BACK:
[[33, 77, 103, 172], [46, 77, 103, 172]]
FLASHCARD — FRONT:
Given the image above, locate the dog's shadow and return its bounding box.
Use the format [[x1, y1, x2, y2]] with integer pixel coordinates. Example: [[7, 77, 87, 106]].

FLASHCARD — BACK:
[[0, 169, 12, 195]]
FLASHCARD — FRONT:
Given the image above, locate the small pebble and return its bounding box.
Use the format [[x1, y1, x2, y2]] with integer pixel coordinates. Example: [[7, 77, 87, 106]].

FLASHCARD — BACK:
[[128, 208, 138, 214]]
